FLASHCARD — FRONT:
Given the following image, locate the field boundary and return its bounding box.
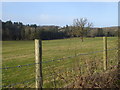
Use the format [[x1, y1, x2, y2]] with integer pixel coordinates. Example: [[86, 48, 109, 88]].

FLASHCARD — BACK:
[[1, 37, 119, 88]]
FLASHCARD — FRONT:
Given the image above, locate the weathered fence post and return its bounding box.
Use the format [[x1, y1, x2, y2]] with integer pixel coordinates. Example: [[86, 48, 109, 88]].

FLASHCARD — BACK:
[[35, 39, 42, 89], [118, 26, 120, 82], [103, 36, 107, 71]]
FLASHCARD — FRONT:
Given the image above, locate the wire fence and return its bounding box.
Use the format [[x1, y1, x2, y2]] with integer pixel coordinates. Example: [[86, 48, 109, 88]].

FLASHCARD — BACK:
[[1, 48, 117, 70], [2, 78, 35, 88], [2, 36, 119, 88], [1, 47, 118, 88]]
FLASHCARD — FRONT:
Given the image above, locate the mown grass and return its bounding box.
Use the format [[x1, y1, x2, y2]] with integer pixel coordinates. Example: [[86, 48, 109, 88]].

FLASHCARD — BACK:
[[2, 37, 118, 88]]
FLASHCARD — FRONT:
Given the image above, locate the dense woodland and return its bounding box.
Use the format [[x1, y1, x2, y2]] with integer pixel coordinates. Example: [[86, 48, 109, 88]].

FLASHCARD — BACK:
[[1, 20, 118, 40]]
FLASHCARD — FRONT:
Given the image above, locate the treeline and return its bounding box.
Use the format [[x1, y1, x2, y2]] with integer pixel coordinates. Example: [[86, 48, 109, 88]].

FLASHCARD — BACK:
[[1, 20, 118, 40], [2, 20, 66, 40]]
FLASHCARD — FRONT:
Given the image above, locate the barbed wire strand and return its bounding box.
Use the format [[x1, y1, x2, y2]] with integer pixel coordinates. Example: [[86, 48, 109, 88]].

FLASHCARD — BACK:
[[1, 78, 35, 88], [43, 60, 72, 70], [44, 64, 118, 80], [42, 48, 117, 64], [43, 65, 81, 79], [0, 63, 37, 69], [1, 48, 117, 70]]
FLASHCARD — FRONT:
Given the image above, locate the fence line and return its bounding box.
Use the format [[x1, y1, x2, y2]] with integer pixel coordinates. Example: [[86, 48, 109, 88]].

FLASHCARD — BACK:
[[1, 78, 35, 88], [43, 65, 80, 79], [2, 65, 118, 88], [0, 39, 117, 89], [44, 65, 118, 80], [0, 63, 36, 69], [1, 48, 117, 70], [43, 60, 72, 71]]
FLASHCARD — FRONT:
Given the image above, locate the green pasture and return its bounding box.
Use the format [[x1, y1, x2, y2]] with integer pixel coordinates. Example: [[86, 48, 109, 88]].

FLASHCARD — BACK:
[[2, 37, 118, 88]]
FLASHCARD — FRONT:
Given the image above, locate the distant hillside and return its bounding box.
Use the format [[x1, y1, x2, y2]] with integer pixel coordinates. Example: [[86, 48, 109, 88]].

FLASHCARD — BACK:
[[88, 27, 118, 37]]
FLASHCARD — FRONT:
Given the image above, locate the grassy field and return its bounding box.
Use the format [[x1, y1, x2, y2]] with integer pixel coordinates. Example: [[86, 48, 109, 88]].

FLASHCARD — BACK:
[[2, 37, 118, 88]]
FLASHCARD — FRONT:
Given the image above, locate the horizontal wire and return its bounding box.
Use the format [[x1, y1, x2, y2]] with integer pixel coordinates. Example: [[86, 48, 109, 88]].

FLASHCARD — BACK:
[[2, 67, 79, 88], [45, 60, 105, 79], [2, 65, 116, 88], [43, 63, 86, 79], [1, 48, 117, 69], [42, 60, 72, 70], [42, 48, 117, 64], [0, 63, 37, 69], [1, 78, 35, 88], [43, 65, 81, 79]]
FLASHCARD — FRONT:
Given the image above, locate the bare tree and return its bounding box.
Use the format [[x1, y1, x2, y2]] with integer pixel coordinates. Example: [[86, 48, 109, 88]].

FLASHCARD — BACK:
[[72, 18, 93, 42]]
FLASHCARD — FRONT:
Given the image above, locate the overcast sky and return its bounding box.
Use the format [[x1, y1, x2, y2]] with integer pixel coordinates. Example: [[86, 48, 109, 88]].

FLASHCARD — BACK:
[[2, 2, 118, 27]]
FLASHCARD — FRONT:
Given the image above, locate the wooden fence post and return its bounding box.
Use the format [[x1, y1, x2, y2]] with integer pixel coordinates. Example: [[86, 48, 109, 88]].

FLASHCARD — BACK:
[[35, 39, 42, 89], [103, 36, 107, 71], [118, 26, 120, 81]]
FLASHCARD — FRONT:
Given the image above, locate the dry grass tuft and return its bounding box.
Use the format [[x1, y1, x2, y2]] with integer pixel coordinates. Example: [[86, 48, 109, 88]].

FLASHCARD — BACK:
[[65, 68, 119, 88]]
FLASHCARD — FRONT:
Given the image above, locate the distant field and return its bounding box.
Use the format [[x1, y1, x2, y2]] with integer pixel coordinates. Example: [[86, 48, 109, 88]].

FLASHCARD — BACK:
[[2, 37, 118, 88]]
